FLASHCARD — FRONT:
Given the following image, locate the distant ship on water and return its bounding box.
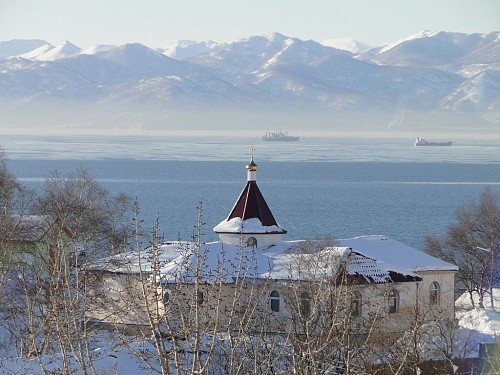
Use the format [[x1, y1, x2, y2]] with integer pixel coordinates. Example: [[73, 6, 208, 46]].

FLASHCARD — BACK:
[[414, 137, 453, 146], [262, 131, 299, 142]]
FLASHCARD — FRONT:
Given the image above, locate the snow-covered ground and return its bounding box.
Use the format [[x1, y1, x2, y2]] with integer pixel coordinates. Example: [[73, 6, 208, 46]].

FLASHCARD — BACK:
[[0, 330, 158, 374], [455, 288, 500, 359], [1, 290, 498, 373]]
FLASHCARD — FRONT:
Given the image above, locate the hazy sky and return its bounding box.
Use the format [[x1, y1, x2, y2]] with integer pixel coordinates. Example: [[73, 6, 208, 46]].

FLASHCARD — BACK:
[[1, 0, 498, 48]]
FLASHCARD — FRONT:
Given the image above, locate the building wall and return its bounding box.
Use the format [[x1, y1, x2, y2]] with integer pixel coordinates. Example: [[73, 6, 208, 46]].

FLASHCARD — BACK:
[[0, 225, 71, 273], [86, 269, 456, 337], [217, 233, 283, 249], [415, 270, 456, 321], [86, 272, 159, 326]]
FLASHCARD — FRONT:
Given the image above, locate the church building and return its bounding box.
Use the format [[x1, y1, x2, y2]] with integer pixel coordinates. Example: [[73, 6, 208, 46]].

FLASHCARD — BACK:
[[212, 153, 287, 248], [86, 153, 458, 338]]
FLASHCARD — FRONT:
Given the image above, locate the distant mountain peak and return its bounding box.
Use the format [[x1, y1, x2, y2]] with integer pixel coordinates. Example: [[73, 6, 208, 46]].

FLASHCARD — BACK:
[[369, 30, 498, 67], [80, 44, 117, 55], [17, 43, 54, 59], [0, 39, 51, 59], [321, 37, 371, 53], [163, 40, 218, 60], [98, 43, 171, 66], [263, 32, 288, 42], [0, 31, 496, 127], [34, 40, 81, 61], [379, 30, 474, 54], [379, 30, 441, 53], [413, 30, 440, 38]]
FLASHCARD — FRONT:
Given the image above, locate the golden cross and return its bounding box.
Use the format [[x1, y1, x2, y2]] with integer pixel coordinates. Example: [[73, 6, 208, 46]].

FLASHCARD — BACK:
[[249, 145, 255, 159]]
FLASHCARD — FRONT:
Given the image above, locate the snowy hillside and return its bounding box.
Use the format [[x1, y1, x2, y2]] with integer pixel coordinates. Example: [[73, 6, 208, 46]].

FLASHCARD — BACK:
[[29, 41, 81, 61], [0, 31, 498, 129], [163, 40, 218, 60], [322, 37, 371, 53], [0, 39, 49, 59], [361, 31, 499, 67]]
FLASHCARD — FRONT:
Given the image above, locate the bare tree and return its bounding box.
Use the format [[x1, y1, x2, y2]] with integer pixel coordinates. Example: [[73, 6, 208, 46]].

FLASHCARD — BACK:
[[0, 146, 33, 246], [0, 164, 132, 374], [32, 168, 131, 259], [0, 146, 23, 215], [478, 340, 500, 375], [87, 201, 289, 374], [81, 200, 470, 374], [425, 187, 500, 309], [129, 234, 436, 374], [137, 201, 272, 374], [0, 146, 36, 359]]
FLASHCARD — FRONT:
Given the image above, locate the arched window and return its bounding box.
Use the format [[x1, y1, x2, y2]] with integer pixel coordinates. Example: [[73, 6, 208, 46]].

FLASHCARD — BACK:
[[388, 289, 399, 314], [247, 237, 257, 248], [351, 291, 362, 317], [163, 291, 169, 304], [300, 292, 310, 317], [196, 291, 204, 305], [430, 281, 440, 305], [270, 290, 280, 312]]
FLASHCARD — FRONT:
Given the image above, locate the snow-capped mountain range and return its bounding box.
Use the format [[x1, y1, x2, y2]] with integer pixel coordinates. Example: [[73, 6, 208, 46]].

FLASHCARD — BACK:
[[0, 31, 498, 129]]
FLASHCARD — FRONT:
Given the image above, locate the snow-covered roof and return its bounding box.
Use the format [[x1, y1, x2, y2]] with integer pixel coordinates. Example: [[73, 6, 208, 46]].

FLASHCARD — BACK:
[[1, 215, 59, 242], [338, 235, 458, 273], [158, 240, 299, 283], [213, 217, 285, 234], [86, 241, 196, 274], [88, 236, 444, 285]]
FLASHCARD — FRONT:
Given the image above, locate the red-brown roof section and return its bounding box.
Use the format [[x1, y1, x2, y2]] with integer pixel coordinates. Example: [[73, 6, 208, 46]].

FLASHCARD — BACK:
[[225, 180, 286, 233]]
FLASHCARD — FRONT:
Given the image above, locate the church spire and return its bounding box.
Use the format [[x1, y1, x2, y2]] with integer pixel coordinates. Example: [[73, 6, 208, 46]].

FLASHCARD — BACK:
[[246, 145, 257, 181], [213, 149, 286, 248]]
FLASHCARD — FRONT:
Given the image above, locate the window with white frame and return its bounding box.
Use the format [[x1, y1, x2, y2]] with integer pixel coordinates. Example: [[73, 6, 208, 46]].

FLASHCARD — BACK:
[[196, 291, 204, 305], [163, 291, 170, 304], [351, 291, 362, 317], [247, 236, 257, 248], [430, 281, 440, 305], [270, 290, 280, 312], [300, 292, 310, 317], [388, 289, 399, 314]]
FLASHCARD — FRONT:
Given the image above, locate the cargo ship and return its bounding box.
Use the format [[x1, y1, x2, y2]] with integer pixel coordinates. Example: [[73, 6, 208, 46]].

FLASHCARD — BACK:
[[414, 137, 453, 146], [262, 131, 299, 142]]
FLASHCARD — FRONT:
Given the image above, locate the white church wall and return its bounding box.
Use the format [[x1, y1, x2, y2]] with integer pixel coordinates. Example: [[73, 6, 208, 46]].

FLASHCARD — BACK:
[[416, 270, 456, 321], [217, 233, 283, 249]]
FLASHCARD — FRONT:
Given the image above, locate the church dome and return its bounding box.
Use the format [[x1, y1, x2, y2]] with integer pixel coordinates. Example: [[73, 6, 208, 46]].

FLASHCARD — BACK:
[[246, 158, 257, 172], [214, 153, 286, 248]]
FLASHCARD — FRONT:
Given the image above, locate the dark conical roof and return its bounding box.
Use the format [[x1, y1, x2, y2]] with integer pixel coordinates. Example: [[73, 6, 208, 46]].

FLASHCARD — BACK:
[[227, 181, 281, 227], [213, 155, 286, 235]]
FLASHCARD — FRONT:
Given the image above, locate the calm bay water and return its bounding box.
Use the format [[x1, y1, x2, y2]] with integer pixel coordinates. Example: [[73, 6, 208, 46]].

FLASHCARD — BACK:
[[2, 134, 500, 250]]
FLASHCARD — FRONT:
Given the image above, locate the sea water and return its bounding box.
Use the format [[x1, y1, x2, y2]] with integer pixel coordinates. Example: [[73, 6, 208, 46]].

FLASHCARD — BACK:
[[2, 134, 500, 250]]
